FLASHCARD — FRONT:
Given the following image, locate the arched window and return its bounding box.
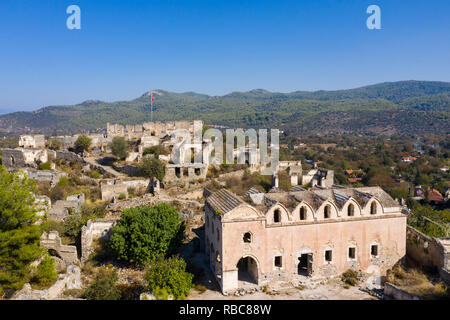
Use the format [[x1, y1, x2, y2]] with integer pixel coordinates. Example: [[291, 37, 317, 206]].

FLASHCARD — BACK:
[[243, 232, 252, 243], [300, 207, 307, 220], [324, 205, 331, 219], [370, 202, 377, 215], [274, 209, 281, 223], [347, 203, 354, 216]]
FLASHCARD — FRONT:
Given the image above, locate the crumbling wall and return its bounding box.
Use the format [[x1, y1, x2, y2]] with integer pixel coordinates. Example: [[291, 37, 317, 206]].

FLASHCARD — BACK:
[[112, 163, 139, 176], [406, 226, 447, 270], [384, 282, 421, 300], [22, 169, 67, 187], [81, 219, 117, 262], [40, 231, 78, 264], [34, 195, 51, 217], [11, 265, 81, 300], [55, 150, 84, 163], [48, 193, 85, 220], [19, 135, 45, 148], [1, 149, 26, 168], [101, 180, 129, 202], [165, 163, 207, 182]]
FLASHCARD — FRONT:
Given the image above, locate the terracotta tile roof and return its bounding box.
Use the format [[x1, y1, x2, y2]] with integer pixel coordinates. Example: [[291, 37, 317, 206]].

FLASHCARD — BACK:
[[428, 189, 444, 203]]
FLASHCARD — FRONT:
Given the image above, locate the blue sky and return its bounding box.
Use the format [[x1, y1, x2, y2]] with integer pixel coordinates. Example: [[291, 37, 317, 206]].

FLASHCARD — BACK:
[[0, 0, 449, 113]]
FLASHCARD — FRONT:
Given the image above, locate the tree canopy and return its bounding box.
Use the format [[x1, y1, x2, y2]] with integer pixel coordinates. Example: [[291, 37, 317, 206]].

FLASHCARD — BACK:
[[138, 157, 166, 181], [110, 136, 129, 160], [74, 134, 92, 154], [144, 256, 193, 299], [0, 166, 43, 293], [108, 203, 184, 265]]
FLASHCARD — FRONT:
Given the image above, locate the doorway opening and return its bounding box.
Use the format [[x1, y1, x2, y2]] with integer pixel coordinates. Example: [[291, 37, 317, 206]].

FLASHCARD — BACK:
[[298, 253, 313, 276]]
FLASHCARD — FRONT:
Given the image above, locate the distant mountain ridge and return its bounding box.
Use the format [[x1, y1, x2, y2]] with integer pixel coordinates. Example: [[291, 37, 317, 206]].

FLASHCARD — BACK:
[[0, 80, 448, 136]]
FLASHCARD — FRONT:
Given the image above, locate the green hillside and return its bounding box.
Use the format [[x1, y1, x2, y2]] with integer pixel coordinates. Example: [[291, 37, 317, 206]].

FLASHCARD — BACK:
[[0, 81, 448, 136]]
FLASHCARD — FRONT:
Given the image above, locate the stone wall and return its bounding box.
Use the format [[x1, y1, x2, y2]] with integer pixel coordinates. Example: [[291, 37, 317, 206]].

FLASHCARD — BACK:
[[40, 231, 78, 264], [22, 169, 68, 187], [11, 265, 81, 300], [35, 195, 51, 217], [101, 180, 129, 202], [165, 163, 207, 182], [81, 219, 117, 262], [55, 150, 85, 163], [48, 193, 85, 220], [19, 135, 45, 148], [113, 163, 139, 176], [1, 148, 48, 168], [406, 226, 447, 270], [107, 120, 203, 140], [384, 282, 422, 300]]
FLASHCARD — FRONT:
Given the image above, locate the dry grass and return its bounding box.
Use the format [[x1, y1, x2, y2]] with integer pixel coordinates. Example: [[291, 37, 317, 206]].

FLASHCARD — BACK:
[[387, 265, 449, 299]]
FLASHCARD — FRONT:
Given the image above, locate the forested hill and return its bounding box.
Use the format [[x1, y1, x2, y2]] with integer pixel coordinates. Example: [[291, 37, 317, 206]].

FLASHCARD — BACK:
[[0, 80, 448, 136]]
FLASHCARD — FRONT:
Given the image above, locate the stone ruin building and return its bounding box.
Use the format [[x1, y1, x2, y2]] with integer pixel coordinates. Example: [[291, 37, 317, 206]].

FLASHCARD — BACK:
[[1, 148, 48, 169], [204, 183, 406, 293], [274, 161, 335, 189], [106, 120, 203, 141], [19, 135, 45, 149]]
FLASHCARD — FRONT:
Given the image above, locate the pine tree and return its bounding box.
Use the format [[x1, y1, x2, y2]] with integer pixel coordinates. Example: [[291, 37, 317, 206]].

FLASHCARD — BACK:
[[0, 166, 43, 293]]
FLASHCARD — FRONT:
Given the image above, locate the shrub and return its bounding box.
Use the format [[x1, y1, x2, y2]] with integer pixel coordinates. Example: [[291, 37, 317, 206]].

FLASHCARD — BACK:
[[109, 203, 184, 265], [74, 135, 92, 154], [144, 256, 193, 299], [34, 256, 57, 288], [110, 136, 129, 160], [63, 204, 106, 241], [143, 145, 170, 157], [341, 269, 359, 286], [48, 139, 62, 151], [84, 269, 121, 300], [195, 284, 207, 294], [118, 193, 126, 200], [38, 162, 52, 170], [138, 157, 166, 181], [86, 170, 101, 179], [152, 286, 171, 300]]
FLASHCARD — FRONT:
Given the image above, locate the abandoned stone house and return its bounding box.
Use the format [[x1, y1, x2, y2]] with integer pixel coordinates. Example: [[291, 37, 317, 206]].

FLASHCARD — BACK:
[[204, 186, 406, 293], [273, 161, 334, 189], [106, 120, 203, 140], [165, 163, 208, 182], [101, 180, 129, 202], [302, 168, 334, 188], [1, 148, 48, 169], [48, 193, 85, 221], [19, 135, 45, 149], [20, 169, 66, 187]]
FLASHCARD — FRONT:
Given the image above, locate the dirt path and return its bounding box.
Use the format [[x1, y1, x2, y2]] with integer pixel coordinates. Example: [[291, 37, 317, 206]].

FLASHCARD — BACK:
[[84, 157, 124, 178]]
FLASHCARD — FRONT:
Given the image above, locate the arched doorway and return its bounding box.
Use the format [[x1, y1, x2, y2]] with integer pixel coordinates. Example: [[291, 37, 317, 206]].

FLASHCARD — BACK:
[[236, 256, 258, 285]]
